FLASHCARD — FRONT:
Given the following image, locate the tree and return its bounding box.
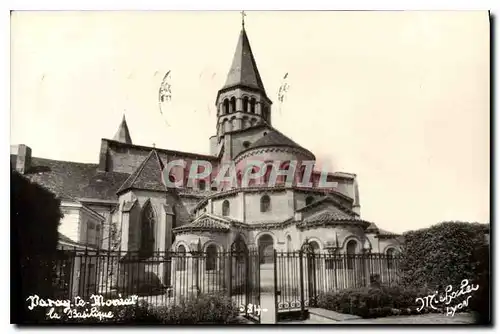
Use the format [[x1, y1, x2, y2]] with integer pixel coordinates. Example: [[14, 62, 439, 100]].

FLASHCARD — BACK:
[[11, 170, 62, 323]]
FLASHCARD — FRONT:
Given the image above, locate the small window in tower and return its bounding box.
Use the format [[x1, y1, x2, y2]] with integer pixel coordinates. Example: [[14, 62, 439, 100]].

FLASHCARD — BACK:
[[263, 132, 268, 136], [222, 200, 230, 216], [223, 99, 229, 114], [250, 98, 256, 113], [260, 195, 271, 212], [243, 97, 249, 112], [230, 97, 236, 113], [243, 141, 251, 149]]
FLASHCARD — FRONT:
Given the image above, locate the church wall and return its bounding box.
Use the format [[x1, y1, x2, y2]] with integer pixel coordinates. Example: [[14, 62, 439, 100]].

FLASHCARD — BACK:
[[212, 193, 241, 221], [85, 204, 116, 250], [179, 196, 201, 219], [105, 142, 218, 189], [107, 143, 151, 174], [377, 238, 403, 254], [209, 136, 218, 156], [333, 178, 355, 202], [131, 190, 191, 228], [300, 225, 367, 253], [295, 192, 321, 211], [244, 190, 293, 223], [236, 150, 313, 181]]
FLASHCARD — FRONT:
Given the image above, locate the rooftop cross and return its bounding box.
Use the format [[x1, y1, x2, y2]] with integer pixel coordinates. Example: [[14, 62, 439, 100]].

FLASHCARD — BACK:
[[240, 10, 246, 28]]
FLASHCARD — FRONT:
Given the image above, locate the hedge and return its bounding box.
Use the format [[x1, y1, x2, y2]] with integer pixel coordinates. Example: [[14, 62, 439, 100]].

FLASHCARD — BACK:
[[11, 170, 62, 324], [317, 285, 433, 318], [399, 221, 488, 290], [52, 292, 241, 324]]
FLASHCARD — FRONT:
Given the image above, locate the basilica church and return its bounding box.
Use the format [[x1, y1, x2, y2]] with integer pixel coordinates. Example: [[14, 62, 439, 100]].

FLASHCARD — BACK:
[[11, 23, 402, 272]]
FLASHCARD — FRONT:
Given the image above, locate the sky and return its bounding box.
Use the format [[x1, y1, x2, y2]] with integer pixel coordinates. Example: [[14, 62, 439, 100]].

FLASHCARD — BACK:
[[10, 11, 490, 233]]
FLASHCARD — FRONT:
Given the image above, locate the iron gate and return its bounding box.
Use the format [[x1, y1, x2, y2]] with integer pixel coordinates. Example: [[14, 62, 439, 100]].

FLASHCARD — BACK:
[[273, 243, 317, 322], [230, 237, 261, 323]]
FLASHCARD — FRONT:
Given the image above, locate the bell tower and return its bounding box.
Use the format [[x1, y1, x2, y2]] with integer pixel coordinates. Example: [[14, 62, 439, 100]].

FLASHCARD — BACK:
[[215, 18, 273, 140]]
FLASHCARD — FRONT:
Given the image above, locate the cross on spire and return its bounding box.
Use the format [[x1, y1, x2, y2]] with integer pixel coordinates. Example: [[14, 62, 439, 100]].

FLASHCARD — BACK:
[[240, 10, 246, 28]]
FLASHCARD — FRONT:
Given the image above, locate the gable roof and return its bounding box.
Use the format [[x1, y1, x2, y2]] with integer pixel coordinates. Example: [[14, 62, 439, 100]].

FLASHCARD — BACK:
[[297, 208, 371, 229], [297, 195, 356, 216], [173, 213, 231, 234], [12, 155, 129, 201], [117, 149, 166, 194]]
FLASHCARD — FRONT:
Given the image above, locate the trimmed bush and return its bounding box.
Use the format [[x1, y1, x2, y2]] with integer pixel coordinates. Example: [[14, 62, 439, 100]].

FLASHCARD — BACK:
[[52, 292, 240, 324], [151, 292, 239, 324], [317, 285, 431, 318], [400, 221, 489, 290]]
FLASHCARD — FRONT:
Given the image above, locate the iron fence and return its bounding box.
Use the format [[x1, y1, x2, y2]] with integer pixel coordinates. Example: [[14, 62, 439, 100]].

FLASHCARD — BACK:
[[274, 250, 402, 320], [50, 248, 401, 321]]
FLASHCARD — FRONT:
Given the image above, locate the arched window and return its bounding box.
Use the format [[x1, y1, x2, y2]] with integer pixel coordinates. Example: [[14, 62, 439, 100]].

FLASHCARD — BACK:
[[305, 196, 314, 206], [247, 166, 259, 187], [250, 98, 256, 113], [263, 164, 272, 185], [258, 234, 274, 264], [177, 245, 186, 271], [278, 161, 290, 184], [230, 97, 236, 113], [260, 195, 271, 212], [199, 180, 206, 191], [346, 240, 357, 270], [140, 201, 155, 258], [386, 248, 395, 269], [287, 235, 292, 251], [223, 99, 229, 115], [206, 244, 217, 271], [237, 171, 243, 187], [222, 200, 230, 216], [309, 241, 320, 252], [243, 97, 249, 112]]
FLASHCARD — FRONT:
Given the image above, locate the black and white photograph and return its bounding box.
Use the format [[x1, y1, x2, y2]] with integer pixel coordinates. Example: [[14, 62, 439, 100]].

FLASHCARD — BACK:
[[9, 9, 491, 326]]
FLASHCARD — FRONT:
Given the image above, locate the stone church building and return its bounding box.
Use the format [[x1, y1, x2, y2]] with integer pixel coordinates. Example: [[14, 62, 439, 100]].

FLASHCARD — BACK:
[[11, 24, 402, 291]]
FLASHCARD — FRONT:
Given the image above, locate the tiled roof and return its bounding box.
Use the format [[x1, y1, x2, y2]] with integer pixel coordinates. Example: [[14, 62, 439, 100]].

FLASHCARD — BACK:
[[303, 209, 359, 223], [117, 149, 166, 194], [377, 228, 401, 237], [105, 139, 218, 161], [296, 195, 356, 216], [247, 129, 310, 153], [173, 214, 230, 233], [13, 155, 130, 201], [366, 222, 379, 232], [297, 207, 371, 229]]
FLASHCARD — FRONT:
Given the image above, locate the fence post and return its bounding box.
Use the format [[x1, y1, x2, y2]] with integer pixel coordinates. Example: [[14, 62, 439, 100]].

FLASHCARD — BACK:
[[362, 250, 370, 287], [227, 251, 232, 298], [273, 250, 278, 323], [299, 250, 305, 320]]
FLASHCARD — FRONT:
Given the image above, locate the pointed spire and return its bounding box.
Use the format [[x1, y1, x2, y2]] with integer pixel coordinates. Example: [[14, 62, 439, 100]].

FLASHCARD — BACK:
[[113, 114, 132, 144], [222, 26, 266, 94]]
